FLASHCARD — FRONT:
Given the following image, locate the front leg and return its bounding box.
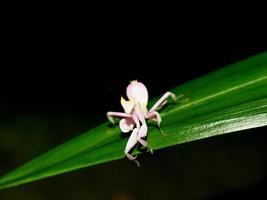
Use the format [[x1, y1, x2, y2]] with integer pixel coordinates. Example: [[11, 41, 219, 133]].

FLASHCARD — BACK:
[[134, 107, 148, 146], [134, 107, 153, 153], [106, 112, 131, 124], [124, 128, 140, 166], [137, 122, 148, 147]]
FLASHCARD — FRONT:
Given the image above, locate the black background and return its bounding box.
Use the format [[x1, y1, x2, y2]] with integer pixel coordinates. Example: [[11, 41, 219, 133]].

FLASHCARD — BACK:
[[0, 14, 267, 200]]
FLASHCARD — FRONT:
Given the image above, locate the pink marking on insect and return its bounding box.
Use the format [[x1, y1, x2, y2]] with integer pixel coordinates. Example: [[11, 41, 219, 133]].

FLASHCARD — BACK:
[[107, 80, 176, 166]]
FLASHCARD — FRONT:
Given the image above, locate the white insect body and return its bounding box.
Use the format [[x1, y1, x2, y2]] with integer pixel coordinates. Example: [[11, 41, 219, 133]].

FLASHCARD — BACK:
[[107, 81, 176, 165]]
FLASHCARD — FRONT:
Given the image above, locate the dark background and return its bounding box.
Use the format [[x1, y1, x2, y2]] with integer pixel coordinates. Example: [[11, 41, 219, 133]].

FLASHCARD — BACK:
[[0, 16, 267, 199]]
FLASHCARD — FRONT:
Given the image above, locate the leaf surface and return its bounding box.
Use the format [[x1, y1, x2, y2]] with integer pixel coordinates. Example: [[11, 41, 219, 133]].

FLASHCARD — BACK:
[[0, 52, 267, 189]]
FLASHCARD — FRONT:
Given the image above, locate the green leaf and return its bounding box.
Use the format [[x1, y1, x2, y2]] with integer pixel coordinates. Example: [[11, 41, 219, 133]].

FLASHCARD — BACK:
[[1, 52, 267, 189]]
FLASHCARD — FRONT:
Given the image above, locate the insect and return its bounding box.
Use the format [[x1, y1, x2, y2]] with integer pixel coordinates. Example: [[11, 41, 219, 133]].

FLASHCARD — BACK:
[[107, 80, 176, 165]]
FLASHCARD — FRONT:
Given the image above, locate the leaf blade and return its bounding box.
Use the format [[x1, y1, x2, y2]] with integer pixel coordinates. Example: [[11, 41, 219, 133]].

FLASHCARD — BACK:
[[0, 52, 267, 189]]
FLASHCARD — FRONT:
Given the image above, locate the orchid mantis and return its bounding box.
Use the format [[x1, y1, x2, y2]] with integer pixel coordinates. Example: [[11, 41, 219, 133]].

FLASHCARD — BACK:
[[107, 81, 176, 166]]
